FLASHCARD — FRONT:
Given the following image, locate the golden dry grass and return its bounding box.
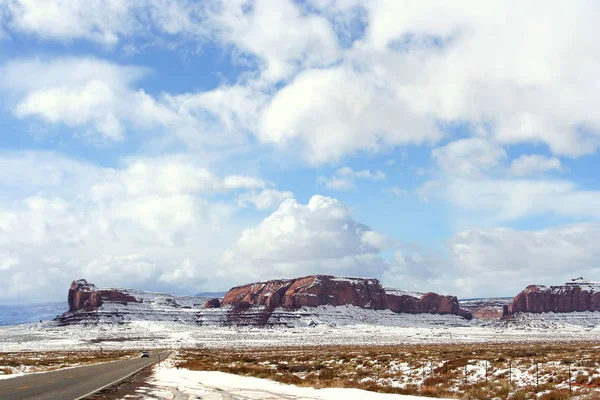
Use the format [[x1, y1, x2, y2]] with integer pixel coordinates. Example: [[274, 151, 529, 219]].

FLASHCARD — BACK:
[[174, 342, 600, 399]]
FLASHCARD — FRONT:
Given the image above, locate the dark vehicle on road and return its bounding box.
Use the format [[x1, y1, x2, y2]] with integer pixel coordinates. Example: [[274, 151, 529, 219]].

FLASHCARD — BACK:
[[140, 351, 150, 358]]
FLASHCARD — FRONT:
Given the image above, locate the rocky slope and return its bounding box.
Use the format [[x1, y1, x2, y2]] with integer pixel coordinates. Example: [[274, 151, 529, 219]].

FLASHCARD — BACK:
[[503, 278, 600, 318]]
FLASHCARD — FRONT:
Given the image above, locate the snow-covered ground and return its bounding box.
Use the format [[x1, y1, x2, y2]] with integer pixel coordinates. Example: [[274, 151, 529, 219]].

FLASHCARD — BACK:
[[139, 357, 455, 400], [3, 310, 600, 353]]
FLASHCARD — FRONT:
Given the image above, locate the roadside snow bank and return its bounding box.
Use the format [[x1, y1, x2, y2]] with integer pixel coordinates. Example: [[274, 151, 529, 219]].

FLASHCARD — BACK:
[[147, 366, 455, 399]]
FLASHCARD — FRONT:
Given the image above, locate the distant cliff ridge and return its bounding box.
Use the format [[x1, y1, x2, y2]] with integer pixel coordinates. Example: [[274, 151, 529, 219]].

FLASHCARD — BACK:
[[63, 275, 472, 326], [503, 278, 600, 318]]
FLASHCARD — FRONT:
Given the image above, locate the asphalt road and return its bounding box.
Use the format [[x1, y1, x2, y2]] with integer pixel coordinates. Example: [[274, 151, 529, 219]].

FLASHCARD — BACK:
[[0, 351, 170, 400]]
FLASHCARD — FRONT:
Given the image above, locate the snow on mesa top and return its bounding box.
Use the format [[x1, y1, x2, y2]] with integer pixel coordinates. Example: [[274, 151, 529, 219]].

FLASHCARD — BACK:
[[504, 278, 600, 317]]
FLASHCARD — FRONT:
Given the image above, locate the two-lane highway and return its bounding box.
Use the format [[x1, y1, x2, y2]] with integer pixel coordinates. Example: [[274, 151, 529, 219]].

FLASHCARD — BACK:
[[0, 351, 170, 400]]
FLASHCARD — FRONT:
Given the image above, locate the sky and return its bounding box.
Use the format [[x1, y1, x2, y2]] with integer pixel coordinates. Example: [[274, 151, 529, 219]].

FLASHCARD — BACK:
[[1, 0, 600, 303]]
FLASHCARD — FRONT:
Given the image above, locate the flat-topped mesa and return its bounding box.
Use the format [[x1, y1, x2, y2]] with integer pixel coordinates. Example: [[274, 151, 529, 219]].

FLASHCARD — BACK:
[[220, 275, 472, 318], [385, 289, 471, 319], [503, 278, 600, 318], [67, 279, 139, 312], [221, 275, 387, 312]]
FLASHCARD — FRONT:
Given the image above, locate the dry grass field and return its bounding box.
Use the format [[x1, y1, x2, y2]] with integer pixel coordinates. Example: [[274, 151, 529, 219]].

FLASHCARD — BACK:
[[175, 342, 600, 399]]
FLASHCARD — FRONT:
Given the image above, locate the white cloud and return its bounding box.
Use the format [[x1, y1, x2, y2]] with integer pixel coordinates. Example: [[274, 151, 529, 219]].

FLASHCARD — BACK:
[[1, 0, 209, 45], [209, 0, 341, 82], [420, 178, 600, 224], [0, 57, 270, 149], [358, 1, 600, 157], [158, 258, 202, 287], [423, 139, 592, 225], [0, 151, 280, 302], [1, 57, 172, 141], [318, 166, 387, 191], [261, 66, 441, 164], [510, 154, 564, 177], [449, 223, 600, 296], [90, 156, 267, 201], [4, 2, 600, 161], [432, 138, 507, 178], [3, 0, 136, 44], [0, 252, 19, 271], [162, 83, 268, 145], [82, 254, 161, 287], [257, 1, 600, 162], [221, 195, 390, 281], [237, 189, 294, 210]]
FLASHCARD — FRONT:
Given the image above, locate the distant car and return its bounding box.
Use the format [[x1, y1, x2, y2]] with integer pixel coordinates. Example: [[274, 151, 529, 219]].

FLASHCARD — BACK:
[[141, 351, 150, 358]]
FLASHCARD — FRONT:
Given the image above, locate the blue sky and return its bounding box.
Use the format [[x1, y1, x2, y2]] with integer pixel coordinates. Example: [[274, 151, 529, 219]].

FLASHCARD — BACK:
[[1, 0, 600, 303]]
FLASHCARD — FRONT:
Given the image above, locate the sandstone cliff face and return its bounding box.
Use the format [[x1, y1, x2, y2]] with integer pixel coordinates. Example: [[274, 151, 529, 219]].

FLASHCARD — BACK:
[[221, 275, 387, 312], [220, 275, 471, 318], [68, 279, 139, 312], [503, 279, 600, 318]]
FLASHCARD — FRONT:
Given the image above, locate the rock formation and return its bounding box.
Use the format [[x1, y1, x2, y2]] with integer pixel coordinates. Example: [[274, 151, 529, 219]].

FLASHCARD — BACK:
[[204, 298, 221, 308], [503, 278, 600, 318], [386, 291, 463, 315], [68, 279, 139, 312], [61, 276, 472, 326], [221, 275, 387, 312], [220, 275, 471, 319]]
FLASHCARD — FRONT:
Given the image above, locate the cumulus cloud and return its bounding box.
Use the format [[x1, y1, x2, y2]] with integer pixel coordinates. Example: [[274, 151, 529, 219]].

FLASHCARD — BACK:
[[82, 254, 161, 287], [3, 0, 137, 44], [221, 195, 391, 282], [0, 151, 278, 302], [422, 138, 595, 224], [0, 57, 268, 148], [261, 66, 441, 164], [237, 189, 294, 210], [1, 0, 209, 45], [510, 154, 564, 177], [90, 156, 267, 201], [1, 57, 172, 141], [4, 2, 600, 163], [2, 1, 600, 303], [318, 166, 386, 191], [449, 223, 600, 296], [432, 138, 507, 178], [158, 258, 207, 288], [209, 0, 341, 82]]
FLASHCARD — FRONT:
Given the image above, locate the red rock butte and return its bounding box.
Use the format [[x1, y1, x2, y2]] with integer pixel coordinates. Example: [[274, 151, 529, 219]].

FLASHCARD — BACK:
[[68, 279, 139, 312], [219, 275, 471, 318], [503, 278, 600, 318]]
